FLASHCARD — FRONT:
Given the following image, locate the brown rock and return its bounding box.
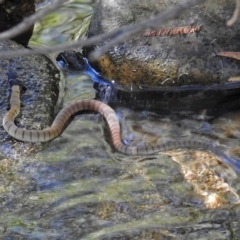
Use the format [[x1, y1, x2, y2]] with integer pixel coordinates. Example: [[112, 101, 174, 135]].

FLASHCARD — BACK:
[[87, 0, 240, 87]]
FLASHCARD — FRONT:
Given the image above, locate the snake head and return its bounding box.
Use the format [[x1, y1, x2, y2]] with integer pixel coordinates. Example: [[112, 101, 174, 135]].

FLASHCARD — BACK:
[[8, 68, 18, 80], [7, 68, 24, 91]]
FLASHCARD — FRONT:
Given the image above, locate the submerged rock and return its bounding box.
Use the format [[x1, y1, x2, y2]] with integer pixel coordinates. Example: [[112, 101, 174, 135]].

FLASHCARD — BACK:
[[0, 40, 60, 158]]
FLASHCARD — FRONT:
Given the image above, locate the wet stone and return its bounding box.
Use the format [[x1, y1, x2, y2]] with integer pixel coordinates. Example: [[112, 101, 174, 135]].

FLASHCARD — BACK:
[[0, 40, 60, 159]]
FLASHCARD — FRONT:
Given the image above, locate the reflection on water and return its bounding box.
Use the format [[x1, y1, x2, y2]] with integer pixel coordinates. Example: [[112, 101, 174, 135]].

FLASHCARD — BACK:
[[1, 0, 240, 239]]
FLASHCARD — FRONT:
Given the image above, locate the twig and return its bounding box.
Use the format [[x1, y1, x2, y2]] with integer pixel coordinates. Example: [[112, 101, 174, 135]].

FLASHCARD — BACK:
[[0, 0, 206, 60], [0, 0, 66, 41], [226, 0, 240, 26], [143, 25, 201, 37]]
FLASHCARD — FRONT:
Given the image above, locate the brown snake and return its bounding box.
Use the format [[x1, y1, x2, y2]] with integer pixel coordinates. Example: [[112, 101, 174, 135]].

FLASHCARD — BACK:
[[3, 75, 240, 173]]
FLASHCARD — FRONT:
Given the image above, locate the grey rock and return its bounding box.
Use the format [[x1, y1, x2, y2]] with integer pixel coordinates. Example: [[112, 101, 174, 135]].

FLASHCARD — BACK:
[[0, 40, 60, 159]]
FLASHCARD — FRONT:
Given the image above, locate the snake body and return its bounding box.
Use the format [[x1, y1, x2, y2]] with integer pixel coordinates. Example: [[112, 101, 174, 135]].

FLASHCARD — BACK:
[[3, 73, 240, 173]]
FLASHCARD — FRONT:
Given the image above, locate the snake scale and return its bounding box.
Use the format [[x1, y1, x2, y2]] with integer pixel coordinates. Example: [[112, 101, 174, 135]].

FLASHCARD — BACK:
[[3, 70, 240, 173]]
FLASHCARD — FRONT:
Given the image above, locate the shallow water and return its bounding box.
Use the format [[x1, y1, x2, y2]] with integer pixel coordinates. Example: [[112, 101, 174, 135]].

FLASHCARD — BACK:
[[1, 0, 240, 239]]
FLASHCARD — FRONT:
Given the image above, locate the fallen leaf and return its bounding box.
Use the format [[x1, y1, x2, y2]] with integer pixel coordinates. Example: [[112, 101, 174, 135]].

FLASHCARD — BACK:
[[217, 51, 240, 60]]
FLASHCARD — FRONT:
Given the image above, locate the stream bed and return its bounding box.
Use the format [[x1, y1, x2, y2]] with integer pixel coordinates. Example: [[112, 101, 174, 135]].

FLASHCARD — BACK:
[[1, 1, 240, 239]]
